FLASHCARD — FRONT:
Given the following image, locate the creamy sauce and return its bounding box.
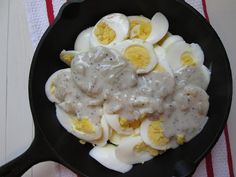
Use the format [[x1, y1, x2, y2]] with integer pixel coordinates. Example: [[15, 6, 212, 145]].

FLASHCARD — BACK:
[[46, 46, 209, 148], [161, 85, 209, 146]]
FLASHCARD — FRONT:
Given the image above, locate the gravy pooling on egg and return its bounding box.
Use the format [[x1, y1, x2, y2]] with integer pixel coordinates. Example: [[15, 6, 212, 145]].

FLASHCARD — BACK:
[[45, 12, 211, 173]]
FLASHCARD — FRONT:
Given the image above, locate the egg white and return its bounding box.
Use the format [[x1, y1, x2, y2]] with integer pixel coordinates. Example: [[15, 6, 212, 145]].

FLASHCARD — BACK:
[[115, 136, 155, 164], [74, 27, 93, 52], [89, 144, 133, 173], [153, 45, 173, 75], [146, 12, 169, 44], [92, 115, 111, 146], [161, 35, 184, 49]]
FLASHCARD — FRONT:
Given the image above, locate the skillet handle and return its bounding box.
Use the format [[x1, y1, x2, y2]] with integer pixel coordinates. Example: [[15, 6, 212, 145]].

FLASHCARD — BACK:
[[0, 131, 57, 177]]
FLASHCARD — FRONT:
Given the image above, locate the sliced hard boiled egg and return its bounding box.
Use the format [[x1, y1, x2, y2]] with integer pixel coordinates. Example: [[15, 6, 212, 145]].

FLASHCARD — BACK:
[[146, 12, 169, 44], [113, 39, 158, 74], [90, 13, 129, 47], [104, 114, 134, 135], [109, 130, 131, 145], [128, 12, 169, 44], [115, 136, 158, 164], [89, 144, 133, 173], [45, 69, 70, 103], [92, 115, 110, 146], [165, 41, 204, 71], [74, 27, 93, 52], [128, 16, 151, 40], [56, 105, 102, 142], [161, 35, 184, 49], [60, 50, 80, 66], [153, 45, 173, 75], [140, 119, 170, 150]]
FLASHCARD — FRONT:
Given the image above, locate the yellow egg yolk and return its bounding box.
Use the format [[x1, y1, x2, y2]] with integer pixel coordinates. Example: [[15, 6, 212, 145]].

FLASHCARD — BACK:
[[176, 133, 185, 145], [153, 64, 166, 73], [119, 118, 142, 129], [157, 33, 171, 46], [50, 82, 56, 95], [94, 22, 116, 45], [130, 20, 152, 40], [134, 142, 159, 156], [181, 52, 197, 67], [79, 140, 86, 144], [148, 120, 169, 146], [60, 52, 74, 65], [109, 130, 129, 142], [119, 114, 146, 129], [124, 45, 150, 69], [71, 117, 95, 134]]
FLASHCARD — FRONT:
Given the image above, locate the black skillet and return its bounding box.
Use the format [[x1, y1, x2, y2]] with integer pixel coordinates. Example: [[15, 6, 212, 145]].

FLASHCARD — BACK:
[[0, 0, 232, 177]]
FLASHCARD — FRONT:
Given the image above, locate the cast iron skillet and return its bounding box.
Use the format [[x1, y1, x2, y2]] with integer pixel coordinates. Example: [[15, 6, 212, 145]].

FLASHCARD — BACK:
[[0, 0, 232, 176]]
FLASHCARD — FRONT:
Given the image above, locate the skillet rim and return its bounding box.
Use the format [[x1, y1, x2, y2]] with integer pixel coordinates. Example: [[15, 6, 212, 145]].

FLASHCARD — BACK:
[[28, 0, 233, 176]]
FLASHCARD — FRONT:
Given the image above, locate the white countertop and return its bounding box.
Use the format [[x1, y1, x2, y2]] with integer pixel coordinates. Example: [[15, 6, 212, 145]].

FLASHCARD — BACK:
[[0, 0, 235, 176]]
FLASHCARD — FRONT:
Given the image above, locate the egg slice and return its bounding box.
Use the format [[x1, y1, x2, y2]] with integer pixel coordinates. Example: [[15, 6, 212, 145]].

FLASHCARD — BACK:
[[165, 41, 204, 71], [90, 13, 129, 47], [115, 136, 158, 164], [128, 12, 169, 44], [104, 114, 134, 135], [113, 39, 158, 74], [109, 130, 131, 145], [153, 45, 173, 75], [128, 16, 151, 40], [161, 35, 184, 49], [60, 50, 80, 66], [56, 105, 102, 142], [45, 69, 70, 103], [89, 144, 133, 173], [91, 115, 110, 146], [140, 119, 171, 150], [74, 27, 93, 52]]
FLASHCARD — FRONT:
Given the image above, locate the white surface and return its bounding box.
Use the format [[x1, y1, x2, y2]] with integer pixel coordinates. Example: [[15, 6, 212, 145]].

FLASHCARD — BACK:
[[0, 0, 235, 176], [0, 0, 59, 176]]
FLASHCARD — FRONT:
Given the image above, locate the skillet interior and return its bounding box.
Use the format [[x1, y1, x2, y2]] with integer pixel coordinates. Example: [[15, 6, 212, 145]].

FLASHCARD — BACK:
[[29, 0, 232, 176]]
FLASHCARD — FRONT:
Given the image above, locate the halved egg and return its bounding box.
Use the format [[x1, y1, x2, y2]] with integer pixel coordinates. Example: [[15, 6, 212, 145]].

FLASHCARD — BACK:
[[153, 45, 173, 75], [161, 35, 184, 49], [56, 105, 102, 142], [74, 27, 93, 52], [115, 136, 158, 164], [128, 12, 169, 44], [89, 144, 133, 173], [92, 115, 110, 146], [128, 16, 151, 40], [45, 69, 70, 103], [113, 39, 158, 74], [90, 13, 129, 47], [165, 41, 204, 71], [140, 119, 171, 150], [60, 50, 80, 66], [104, 114, 136, 135]]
